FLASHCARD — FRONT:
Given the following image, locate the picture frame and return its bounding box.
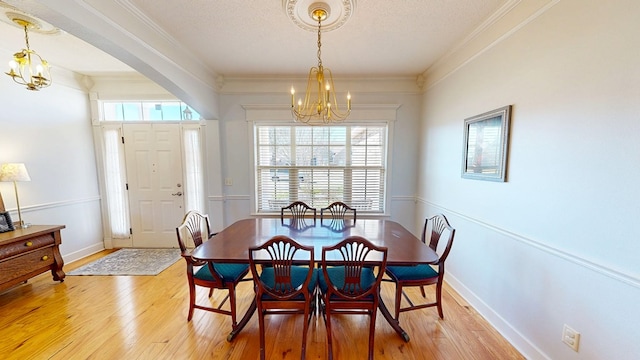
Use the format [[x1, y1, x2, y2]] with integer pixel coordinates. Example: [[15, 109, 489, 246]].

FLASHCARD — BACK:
[[0, 211, 15, 233], [461, 105, 512, 182]]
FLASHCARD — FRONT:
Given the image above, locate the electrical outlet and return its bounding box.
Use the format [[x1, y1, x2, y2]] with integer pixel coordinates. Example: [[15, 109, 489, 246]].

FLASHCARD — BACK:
[[224, 178, 233, 186], [562, 324, 580, 352]]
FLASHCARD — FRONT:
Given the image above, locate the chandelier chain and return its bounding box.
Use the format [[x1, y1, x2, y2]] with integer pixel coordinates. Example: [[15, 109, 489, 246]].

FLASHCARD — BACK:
[[23, 25, 31, 51], [316, 16, 322, 69]]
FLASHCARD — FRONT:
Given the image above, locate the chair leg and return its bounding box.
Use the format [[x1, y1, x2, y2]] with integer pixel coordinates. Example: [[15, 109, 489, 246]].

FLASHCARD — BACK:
[[228, 286, 238, 329], [436, 280, 444, 319], [209, 288, 214, 297], [394, 283, 403, 321], [318, 292, 327, 323], [258, 305, 266, 360], [301, 303, 310, 360], [308, 291, 317, 325], [325, 300, 334, 360], [368, 303, 377, 360], [420, 285, 426, 298], [187, 279, 196, 321]]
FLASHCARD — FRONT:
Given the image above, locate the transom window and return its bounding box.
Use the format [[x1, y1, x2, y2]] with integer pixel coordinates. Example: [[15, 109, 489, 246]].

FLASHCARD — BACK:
[[101, 101, 200, 121], [255, 124, 387, 213]]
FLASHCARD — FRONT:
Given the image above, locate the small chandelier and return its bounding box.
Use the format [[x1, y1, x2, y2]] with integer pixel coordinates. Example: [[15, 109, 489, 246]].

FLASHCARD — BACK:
[[290, 5, 351, 124], [5, 18, 52, 91]]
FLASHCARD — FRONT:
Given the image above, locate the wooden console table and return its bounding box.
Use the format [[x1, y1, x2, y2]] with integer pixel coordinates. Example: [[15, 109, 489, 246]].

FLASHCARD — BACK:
[[0, 225, 66, 293]]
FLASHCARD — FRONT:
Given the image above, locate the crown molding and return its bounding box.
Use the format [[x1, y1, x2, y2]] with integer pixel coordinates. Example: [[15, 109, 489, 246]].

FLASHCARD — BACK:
[[423, 0, 560, 90]]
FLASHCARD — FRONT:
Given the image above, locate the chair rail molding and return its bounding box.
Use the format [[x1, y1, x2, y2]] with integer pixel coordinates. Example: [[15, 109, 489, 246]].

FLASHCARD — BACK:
[[415, 197, 640, 289]]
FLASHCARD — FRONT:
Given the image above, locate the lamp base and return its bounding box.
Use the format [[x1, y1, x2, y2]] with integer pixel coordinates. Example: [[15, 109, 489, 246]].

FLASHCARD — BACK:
[[15, 221, 31, 229]]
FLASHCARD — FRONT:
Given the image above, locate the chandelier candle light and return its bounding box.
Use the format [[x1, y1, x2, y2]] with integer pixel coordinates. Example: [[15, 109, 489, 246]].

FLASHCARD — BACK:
[[5, 17, 52, 91], [291, 4, 351, 124]]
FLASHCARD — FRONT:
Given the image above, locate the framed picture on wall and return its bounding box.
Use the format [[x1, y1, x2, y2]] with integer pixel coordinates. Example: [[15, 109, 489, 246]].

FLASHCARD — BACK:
[[0, 211, 15, 233], [461, 105, 512, 182]]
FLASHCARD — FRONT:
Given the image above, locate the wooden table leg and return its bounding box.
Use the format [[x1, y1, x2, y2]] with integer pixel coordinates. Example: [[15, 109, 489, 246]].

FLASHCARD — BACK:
[[51, 243, 66, 282], [227, 297, 257, 342], [378, 294, 410, 342]]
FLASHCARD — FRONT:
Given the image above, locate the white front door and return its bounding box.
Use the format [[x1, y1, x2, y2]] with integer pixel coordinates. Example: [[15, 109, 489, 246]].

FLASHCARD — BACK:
[[124, 124, 184, 248]]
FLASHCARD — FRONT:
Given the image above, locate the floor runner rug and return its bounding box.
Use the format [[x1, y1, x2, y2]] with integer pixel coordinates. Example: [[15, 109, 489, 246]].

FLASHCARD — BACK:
[[68, 248, 182, 276]]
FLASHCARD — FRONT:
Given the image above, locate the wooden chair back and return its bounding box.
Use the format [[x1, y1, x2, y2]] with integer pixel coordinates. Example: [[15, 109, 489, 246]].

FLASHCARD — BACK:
[[176, 210, 212, 253], [320, 201, 356, 222], [421, 214, 455, 263], [281, 201, 316, 221], [249, 235, 315, 300], [321, 236, 387, 300]]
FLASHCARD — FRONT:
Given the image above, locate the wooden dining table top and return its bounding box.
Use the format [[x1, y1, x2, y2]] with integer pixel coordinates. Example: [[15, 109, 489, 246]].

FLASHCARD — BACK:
[[191, 217, 438, 265]]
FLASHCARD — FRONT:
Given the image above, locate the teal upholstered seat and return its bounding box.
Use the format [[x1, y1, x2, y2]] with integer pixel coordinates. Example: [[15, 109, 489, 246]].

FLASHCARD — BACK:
[[385, 264, 437, 281], [195, 262, 250, 283]]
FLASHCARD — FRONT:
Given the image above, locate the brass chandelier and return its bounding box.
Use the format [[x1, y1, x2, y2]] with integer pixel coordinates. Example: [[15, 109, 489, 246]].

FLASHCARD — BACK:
[[5, 18, 52, 91], [290, 5, 351, 124]]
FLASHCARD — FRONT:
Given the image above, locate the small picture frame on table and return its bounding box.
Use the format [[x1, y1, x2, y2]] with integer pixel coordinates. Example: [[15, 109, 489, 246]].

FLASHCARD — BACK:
[[0, 211, 15, 233]]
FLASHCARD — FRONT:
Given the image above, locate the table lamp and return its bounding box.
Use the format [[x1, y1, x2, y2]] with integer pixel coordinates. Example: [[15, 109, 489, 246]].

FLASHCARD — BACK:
[[0, 163, 31, 228]]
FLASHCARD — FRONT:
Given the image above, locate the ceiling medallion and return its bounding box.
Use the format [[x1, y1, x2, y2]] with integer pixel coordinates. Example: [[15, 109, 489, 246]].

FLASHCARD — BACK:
[[283, 0, 356, 32], [1, 8, 61, 35]]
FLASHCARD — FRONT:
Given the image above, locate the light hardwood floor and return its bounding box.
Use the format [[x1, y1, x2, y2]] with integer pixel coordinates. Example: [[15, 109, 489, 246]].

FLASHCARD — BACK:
[[0, 250, 523, 359]]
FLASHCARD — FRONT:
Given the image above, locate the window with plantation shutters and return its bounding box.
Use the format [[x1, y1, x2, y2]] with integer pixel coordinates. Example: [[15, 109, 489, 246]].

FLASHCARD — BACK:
[[255, 124, 387, 213]]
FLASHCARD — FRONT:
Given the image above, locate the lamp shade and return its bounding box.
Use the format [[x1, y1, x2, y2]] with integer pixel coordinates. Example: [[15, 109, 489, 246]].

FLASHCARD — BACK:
[[0, 163, 31, 182]]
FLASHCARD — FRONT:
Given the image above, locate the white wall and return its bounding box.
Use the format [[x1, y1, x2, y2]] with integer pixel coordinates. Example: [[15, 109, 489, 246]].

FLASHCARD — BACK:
[[0, 71, 104, 263], [418, 0, 640, 359], [86, 76, 424, 235], [216, 78, 422, 231]]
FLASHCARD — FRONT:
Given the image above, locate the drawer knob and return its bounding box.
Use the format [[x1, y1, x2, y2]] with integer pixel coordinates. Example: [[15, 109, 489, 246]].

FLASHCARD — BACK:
[[41, 255, 49, 261], [25, 241, 33, 247]]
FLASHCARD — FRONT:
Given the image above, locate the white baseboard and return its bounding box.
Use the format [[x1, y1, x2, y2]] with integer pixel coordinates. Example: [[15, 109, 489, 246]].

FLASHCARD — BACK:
[[446, 273, 550, 360], [63, 242, 105, 265]]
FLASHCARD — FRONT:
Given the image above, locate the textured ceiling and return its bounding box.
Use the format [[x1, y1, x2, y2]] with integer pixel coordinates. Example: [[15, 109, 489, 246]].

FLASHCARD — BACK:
[[1, 0, 507, 78], [127, 0, 507, 76]]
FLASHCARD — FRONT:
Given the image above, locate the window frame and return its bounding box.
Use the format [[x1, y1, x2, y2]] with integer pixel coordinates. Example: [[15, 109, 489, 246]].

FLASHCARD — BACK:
[[251, 121, 391, 215]]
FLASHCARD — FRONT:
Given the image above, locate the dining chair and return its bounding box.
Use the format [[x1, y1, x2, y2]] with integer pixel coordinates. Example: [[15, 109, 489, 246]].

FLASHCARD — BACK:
[[175, 210, 250, 329], [318, 236, 388, 360], [384, 213, 455, 320], [320, 201, 356, 222], [281, 201, 316, 221], [249, 235, 318, 360]]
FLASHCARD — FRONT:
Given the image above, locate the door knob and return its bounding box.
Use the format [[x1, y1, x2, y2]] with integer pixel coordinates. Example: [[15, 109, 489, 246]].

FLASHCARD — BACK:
[[172, 191, 183, 196]]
